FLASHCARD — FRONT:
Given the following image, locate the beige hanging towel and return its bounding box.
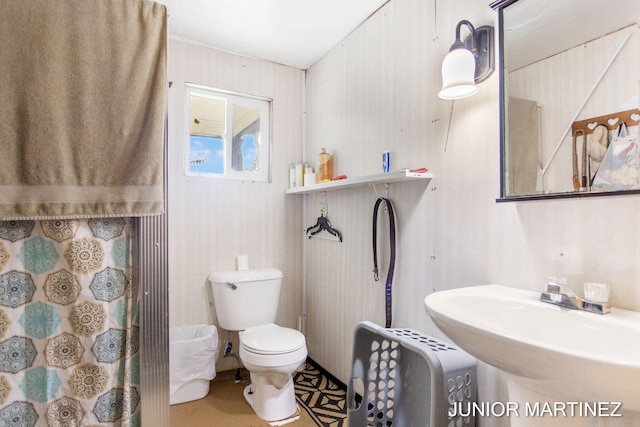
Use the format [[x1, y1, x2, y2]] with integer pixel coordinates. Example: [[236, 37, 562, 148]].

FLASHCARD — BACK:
[[0, 0, 167, 219]]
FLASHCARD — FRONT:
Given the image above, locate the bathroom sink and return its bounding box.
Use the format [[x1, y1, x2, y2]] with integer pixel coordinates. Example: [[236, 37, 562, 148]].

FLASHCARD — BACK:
[[424, 285, 640, 413]]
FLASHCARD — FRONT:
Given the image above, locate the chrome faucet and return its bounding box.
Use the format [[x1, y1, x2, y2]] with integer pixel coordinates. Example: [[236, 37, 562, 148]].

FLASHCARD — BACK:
[[540, 281, 610, 314]]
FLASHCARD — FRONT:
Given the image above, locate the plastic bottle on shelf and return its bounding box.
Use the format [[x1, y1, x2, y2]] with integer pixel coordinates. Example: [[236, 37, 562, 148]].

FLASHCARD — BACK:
[[295, 162, 304, 187], [303, 163, 315, 187], [303, 162, 310, 186], [317, 148, 333, 183]]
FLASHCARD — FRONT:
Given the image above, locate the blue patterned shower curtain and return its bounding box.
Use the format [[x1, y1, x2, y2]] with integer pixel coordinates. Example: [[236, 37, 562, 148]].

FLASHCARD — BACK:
[[0, 219, 139, 426]]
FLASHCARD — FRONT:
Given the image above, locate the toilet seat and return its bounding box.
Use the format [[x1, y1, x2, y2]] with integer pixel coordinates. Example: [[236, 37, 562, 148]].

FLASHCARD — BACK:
[[241, 323, 305, 355]]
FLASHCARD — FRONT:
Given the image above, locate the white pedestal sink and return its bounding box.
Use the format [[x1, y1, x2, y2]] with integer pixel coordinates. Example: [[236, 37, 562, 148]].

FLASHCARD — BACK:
[[424, 285, 640, 427]]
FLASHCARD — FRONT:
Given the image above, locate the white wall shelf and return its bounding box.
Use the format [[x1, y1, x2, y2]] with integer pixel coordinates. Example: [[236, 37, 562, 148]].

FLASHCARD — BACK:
[[285, 170, 432, 194]]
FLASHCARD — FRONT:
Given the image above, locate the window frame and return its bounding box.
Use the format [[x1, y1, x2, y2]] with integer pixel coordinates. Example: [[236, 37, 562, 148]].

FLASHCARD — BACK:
[[185, 83, 272, 182]]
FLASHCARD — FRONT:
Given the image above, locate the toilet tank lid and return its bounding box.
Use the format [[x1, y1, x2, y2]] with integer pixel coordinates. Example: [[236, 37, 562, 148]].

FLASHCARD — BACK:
[[208, 267, 283, 284]]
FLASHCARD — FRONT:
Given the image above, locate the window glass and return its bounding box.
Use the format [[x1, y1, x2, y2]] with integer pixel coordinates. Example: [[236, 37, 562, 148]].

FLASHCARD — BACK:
[[188, 135, 224, 174], [186, 84, 271, 182]]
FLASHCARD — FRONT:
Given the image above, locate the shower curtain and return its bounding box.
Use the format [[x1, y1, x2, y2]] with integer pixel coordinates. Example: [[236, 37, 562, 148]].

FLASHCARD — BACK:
[[0, 218, 139, 426], [0, 1, 167, 424]]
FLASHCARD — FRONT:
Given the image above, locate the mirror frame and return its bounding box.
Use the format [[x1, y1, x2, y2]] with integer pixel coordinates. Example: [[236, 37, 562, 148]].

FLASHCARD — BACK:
[[490, 0, 640, 202]]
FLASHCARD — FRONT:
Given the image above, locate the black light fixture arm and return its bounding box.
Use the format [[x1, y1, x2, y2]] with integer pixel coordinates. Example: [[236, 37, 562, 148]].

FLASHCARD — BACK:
[[447, 19, 495, 83], [451, 20, 476, 53]]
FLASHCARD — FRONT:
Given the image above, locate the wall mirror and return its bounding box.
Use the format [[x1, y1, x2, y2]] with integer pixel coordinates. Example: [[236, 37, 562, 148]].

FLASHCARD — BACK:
[[491, 0, 639, 201]]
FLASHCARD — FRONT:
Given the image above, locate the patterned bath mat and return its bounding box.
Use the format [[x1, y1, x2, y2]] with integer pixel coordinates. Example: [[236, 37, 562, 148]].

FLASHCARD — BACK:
[[294, 360, 347, 427]]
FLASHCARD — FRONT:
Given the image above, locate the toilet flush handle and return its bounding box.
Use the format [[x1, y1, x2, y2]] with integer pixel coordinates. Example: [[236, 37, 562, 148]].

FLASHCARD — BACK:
[[227, 282, 238, 290]]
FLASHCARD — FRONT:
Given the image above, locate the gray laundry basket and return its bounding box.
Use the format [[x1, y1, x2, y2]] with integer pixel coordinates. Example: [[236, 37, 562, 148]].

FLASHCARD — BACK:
[[347, 321, 477, 426]]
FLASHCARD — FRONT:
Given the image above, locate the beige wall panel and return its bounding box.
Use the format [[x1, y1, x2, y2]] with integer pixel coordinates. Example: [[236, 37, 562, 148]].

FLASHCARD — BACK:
[[304, 1, 640, 424], [167, 40, 304, 371]]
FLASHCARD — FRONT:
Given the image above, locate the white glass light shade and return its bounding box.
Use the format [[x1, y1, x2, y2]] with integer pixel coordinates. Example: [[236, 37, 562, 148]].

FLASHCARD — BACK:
[[438, 48, 478, 100]]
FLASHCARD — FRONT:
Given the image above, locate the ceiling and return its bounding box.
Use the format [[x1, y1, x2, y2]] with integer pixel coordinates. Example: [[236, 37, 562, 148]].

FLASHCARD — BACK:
[[157, 0, 390, 69], [158, 0, 639, 72], [504, 0, 639, 70]]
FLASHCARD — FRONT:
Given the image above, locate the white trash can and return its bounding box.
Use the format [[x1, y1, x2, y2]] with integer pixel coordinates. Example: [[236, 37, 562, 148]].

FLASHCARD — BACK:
[[170, 324, 220, 405]]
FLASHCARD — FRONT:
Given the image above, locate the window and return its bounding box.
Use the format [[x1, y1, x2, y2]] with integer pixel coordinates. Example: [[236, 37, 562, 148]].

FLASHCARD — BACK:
[[185, 84, 271, 182]]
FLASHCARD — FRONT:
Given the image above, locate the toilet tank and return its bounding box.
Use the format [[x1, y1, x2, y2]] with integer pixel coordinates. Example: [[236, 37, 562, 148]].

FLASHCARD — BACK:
[[208, 267, 283, 331]]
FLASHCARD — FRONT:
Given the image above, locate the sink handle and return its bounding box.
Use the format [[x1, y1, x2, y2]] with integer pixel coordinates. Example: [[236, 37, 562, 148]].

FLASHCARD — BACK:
[[546, 282, 577, 298], [541, 281, 610, 314]]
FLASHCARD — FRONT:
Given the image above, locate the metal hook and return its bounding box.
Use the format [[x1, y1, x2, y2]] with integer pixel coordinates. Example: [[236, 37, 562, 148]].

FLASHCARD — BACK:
[[369, 183, 380, 198], [313, 191, 328, 216], [369, 183, 390, 199]]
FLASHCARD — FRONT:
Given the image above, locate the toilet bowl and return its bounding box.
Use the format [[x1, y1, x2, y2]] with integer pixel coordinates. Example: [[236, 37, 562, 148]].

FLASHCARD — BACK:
[[239, 323, 307, 421], [209, 268, 309, 422]]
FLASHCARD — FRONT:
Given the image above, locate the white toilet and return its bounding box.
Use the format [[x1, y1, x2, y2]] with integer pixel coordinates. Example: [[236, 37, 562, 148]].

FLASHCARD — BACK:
[[208, 267, 307, 422]]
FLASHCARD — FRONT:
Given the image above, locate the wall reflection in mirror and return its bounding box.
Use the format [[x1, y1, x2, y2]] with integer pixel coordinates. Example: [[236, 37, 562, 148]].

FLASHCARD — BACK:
[[493, 0, 639, 199]]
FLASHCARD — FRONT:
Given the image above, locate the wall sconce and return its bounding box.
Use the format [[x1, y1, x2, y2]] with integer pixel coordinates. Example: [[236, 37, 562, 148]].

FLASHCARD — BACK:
[[438, 20, 494, 100]]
